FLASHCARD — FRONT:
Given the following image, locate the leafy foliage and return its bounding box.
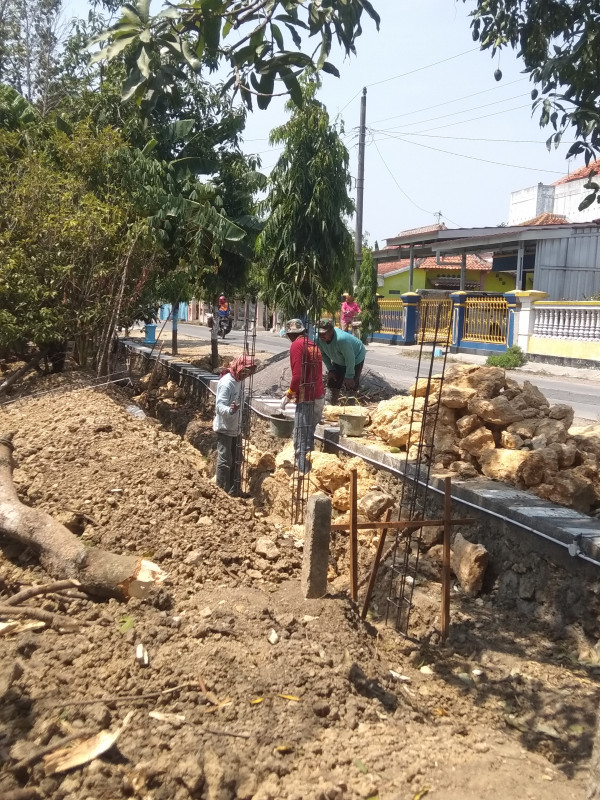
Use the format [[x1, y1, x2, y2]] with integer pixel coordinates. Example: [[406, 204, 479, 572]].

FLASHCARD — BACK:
[[486, 345, 526, 369], [0, 0, 64, 114], [257, 76, 354, 318], [466, 0, 600, 208], [355, 247, 380, 343], [90, 0, 380, 114], [0, 121, 159, 365]]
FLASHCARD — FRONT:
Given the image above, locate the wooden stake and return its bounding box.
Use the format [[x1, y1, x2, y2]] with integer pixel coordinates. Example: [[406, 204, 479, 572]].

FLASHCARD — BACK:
[[441, 476, 452, 643], [361, 507, 392, 620], [349, 468, 358, 601]]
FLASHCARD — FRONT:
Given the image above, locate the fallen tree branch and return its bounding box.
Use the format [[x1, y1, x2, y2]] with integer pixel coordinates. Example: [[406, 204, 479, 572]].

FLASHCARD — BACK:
[[0, 433, 167, 600], [11, 730, 96, 772], [0, 604, 79, 632], [41, 682, 200, 708], [4, 580, 81, 606], [0, 351, 44, 397]]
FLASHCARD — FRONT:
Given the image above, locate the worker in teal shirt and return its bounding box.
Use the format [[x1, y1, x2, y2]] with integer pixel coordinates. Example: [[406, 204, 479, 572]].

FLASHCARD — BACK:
[[316, 318, 366, 404]]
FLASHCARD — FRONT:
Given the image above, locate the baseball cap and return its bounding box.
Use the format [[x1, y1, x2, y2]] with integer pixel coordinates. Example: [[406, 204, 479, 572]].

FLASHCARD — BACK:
[[318, 318, 334, 332]]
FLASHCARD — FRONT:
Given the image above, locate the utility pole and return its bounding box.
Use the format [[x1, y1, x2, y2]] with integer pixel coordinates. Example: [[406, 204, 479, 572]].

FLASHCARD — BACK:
[[354, 86, 367, 286]]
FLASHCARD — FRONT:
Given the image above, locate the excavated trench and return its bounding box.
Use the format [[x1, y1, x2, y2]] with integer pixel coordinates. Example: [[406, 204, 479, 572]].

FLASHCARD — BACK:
[[122, 342, 600, 645]]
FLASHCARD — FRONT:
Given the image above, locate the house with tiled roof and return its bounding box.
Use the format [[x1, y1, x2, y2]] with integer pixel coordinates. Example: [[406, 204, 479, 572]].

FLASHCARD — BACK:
[[376, 233, 514, 296], [508, 160, 600, 225]]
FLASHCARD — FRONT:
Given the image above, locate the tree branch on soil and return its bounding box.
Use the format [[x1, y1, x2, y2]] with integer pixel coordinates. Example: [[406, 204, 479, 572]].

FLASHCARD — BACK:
[[3, 579, 81, 606], [0, 604, 79, 631], [0, 432, 167, 600], [0, 350, 44, 397]]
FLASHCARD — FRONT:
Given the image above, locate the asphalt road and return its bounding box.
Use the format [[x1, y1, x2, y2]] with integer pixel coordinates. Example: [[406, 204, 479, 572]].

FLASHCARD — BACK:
[[173, 322, 599, 423]]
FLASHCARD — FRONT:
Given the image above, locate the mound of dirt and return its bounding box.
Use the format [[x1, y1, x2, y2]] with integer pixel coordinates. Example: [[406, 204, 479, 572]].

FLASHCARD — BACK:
[[0, 373, 596, 800]]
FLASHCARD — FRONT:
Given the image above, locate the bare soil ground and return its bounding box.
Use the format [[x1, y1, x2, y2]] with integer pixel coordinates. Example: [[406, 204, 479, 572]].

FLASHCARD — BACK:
[[0, 367, 598, 800]]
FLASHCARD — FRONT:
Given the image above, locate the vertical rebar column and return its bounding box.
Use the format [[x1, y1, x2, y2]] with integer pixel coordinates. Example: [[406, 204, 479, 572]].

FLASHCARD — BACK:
[[385, 305, 451, 636], [233, 297, 258, 497]]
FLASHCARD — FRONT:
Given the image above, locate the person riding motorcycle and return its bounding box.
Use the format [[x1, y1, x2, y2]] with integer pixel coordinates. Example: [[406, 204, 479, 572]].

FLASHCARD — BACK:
[[217, 295, 232, 337]]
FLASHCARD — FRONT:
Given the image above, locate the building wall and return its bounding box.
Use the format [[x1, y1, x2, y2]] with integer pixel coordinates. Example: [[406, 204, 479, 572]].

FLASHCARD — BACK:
[[379, 269, 514, 296], [509, 177, 600, 225], [508, 183, 555, 225], [534, 229, 600, 299], [553, 179, 600, 223]]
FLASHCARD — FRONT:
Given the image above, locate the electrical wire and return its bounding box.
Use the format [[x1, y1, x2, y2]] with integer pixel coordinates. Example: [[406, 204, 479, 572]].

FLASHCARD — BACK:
[[335, 46, 480, 115], [373, 94, 530, 133], [372, 138, 462, 228], [367, 47, 480, 88], [372, 133, 566, 175], [369, 77, 528, 126], [386, 131, 575, 145]]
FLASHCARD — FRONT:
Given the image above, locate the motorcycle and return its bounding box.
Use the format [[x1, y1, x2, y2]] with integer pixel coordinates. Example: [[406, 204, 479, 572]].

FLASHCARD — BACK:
[[218, 313, 232, 339]]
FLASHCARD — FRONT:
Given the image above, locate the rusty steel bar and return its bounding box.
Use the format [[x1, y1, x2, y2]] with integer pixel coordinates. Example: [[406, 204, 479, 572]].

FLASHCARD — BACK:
[[349, 468, 358, 601], [441, 476, 452, 643], [331, 516, 475, 531], [361, 508, 393, 620]]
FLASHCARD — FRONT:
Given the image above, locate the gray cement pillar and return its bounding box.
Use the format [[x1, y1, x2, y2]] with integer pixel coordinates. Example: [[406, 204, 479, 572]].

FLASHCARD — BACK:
[[301, 495, 332, 599]]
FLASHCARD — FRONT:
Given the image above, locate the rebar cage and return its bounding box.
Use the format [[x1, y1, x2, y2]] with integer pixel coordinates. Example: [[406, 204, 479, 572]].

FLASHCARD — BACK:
[[385, 305, 451, 636]]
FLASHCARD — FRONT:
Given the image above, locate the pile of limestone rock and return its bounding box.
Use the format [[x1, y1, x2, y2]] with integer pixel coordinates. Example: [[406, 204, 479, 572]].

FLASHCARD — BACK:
[[370, 364, 600, 514], [250, 443, 395, 538]]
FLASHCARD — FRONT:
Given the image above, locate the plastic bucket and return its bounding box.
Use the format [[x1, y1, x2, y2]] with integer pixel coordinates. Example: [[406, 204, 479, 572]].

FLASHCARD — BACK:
[[269, 414, 295, 438], [339, 413, 365, 437]]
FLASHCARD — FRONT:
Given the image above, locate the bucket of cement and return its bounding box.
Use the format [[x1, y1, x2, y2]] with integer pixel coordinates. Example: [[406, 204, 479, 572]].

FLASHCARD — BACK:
[[269, 414, 295, 438], [339, 413, 366, 437]]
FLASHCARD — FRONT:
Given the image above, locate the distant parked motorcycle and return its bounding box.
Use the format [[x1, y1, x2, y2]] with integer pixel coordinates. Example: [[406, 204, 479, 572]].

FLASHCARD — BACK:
[[218, 313, 232, 338]]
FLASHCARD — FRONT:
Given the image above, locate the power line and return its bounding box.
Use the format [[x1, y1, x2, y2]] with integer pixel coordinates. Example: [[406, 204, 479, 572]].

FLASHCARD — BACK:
[[370, 77, 528, 126], [367, 47, 480, 89], [335, 46, 479, 116], [373, 93, 530, 133], [382, 131, 576, 145], [377, 102, 533, 135], [372, 138, 462, 226], [372, 134, 566, 174]]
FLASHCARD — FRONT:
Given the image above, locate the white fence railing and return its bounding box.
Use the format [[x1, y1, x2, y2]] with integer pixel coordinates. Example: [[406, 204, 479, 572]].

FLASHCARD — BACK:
[[532, 302, 600, 341]]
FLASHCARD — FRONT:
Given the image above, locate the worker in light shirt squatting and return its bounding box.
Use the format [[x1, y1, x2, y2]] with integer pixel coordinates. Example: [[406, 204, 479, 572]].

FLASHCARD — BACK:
[[316, 318, 366, 405]]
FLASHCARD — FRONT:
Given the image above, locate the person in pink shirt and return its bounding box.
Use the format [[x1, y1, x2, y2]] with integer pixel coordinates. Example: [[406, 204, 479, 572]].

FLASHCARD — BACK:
[[341, 292, 361, 332]]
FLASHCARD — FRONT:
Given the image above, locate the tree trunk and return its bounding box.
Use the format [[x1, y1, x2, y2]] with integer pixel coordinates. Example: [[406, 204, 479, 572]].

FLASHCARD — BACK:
[[210, 303, 219, 369], [172, 301, 178, 355], [0, 350, 43, 396], [0, 433, 166, 600]]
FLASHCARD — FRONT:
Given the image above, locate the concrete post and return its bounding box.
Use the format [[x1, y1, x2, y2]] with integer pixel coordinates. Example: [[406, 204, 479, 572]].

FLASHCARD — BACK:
[[400, 292, 421, 345], [511, 290, 548, 353], [449, 291, 468, 349], [301, 495, 332, 599]]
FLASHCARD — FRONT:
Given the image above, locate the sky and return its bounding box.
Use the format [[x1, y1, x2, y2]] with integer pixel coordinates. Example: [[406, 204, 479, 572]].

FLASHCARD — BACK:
[[63, 0, 581, 245]]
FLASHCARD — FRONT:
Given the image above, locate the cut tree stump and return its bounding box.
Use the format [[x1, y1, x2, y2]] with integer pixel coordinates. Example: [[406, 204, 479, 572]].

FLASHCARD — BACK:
[[0, 432, 166, 600]]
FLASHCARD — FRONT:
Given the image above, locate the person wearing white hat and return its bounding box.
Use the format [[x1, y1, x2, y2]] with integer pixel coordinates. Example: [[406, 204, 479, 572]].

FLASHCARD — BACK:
[[281, 319, 325, 473]]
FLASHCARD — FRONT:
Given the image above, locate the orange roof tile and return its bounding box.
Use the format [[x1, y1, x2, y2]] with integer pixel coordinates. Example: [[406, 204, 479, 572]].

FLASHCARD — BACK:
[[553, 160, 600, 186], [519, 212, 568, 226], [378, 254, 491, 276], [392, 223, 447, 238]]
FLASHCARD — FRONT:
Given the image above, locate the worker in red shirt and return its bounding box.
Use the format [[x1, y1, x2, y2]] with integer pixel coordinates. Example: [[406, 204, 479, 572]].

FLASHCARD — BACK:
[[281, 319, 325, 473]]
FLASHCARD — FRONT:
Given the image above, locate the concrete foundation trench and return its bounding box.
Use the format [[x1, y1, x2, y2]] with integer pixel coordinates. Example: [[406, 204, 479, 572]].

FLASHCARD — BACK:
[[123, 340, 600, 645]]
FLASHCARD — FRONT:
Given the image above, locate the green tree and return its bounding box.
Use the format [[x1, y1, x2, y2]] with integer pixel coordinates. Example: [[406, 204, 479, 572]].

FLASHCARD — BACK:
[[91, 0, 380, 114], [467, 0, 600, 207], [0, 0, 64, 114], [355, 246, 379, 343], [257, 76, 354, 318], [0, 119, 160, 371]]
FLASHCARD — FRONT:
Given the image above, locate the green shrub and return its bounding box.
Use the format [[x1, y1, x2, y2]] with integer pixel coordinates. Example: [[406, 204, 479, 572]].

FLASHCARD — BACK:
[[486, 345, 526, 370]]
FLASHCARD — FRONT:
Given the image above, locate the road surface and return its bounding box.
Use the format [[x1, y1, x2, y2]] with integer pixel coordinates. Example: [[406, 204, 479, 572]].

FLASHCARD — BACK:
[[169, 322, 599, 423]]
